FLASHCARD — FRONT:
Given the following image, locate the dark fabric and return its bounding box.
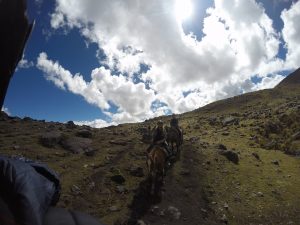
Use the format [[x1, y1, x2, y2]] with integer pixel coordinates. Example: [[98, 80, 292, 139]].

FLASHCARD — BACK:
[[44, 207, 104, 225], [0, 0, 34, 109], [0, 156, 60, 225], [153, 127, 166, 143]]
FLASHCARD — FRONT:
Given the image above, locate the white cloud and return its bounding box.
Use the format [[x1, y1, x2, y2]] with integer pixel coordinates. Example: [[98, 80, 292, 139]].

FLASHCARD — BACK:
[[35, 0, 300, 127], [252, 74, 285, 90], [281, 1, 300, 69], [74, 119, 115, 128], [17, 55, 34, 71]]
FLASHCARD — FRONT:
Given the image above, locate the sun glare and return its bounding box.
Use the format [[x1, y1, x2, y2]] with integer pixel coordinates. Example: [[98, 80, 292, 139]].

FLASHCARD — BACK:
[[175, 0, 193, 22]]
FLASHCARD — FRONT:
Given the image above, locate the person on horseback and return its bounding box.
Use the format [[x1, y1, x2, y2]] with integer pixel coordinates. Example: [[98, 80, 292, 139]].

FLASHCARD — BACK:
[[170, 114, 182, 144], [147, 120, 171, 157]]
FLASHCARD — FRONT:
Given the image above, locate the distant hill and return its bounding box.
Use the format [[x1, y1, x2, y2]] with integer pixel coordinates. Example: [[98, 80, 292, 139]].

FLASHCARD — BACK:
[[276, 67, 300, 88]]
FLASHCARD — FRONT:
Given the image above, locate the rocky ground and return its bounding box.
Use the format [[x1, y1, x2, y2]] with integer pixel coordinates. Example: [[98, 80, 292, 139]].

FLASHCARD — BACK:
[[1, 82, 300, 225]]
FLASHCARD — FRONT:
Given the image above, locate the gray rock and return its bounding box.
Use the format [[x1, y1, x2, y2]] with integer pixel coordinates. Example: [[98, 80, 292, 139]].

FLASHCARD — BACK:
[[66, 121, 76, 129], [130, 167, 144, 177], [109, 206, 120, 212], [111, 175, 126, 184], [116, 185, 127, 193], [292, 131, 300, 140], [167, 206, 181, 220], [252, 152, 260, 161], [219, 150, 239, 164], [60, 136, 93, 154], [218, 144, 227, 150], [137, 220, 147, 225], [222, 117, 239, 126], [76, 130, 93, 138], [40, 131, 62, 148]]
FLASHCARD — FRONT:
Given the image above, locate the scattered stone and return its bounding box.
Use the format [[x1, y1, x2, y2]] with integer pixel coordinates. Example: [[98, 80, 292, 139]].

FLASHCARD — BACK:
[[222, 132, 229, 136], [271, 160, 279, 166], [189, 136, 200, 143], [220, 214, 228, 224], [208, 117, 218, 126], [166, 206, 181, 220], [116, 185, 127, 193], [70, 185, 81, 195], [224, 203, 229, 210], [109, 206, 120, 212], [222, 117, 239, 126], [218, 144, 227, 150], [13, 145, 20, 150], [76, 130, 93, 138], [292, 131, 300, 140], [109, 140, 128, 146], [219, 150, 239, 164], [252, 152, 260, 161], [88, 182, 95, 190], [180, 169, 191, 176], [257, 192, 264, 197], [136, 220, 147, 225], [130, 167, 144, 177], [111, 175, 126, 184]]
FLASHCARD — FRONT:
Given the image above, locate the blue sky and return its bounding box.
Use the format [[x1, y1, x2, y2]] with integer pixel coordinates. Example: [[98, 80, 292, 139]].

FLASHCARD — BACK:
[[3, 0, 300, 127]]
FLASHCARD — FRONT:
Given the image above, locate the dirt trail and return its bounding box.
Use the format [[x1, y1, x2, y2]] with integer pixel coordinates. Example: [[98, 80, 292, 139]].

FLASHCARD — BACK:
[[126, 143, 218, 225]]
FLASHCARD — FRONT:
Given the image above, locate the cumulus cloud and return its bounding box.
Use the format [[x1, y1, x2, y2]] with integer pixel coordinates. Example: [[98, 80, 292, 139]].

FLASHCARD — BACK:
[[281, 1, 300, 69], [17, 55, 34, 71], [37, 52, 157, 125], [36, 0, 300, 127], [74, 119, 116, 128]]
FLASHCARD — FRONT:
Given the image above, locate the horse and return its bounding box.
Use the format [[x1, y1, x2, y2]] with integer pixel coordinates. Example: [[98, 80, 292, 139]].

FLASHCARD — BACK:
[[166, 126, 182, 158], [146, 145, 167, 195]]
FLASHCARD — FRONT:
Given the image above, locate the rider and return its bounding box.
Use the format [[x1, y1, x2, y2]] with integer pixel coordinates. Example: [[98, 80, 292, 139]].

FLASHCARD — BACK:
[[147, 120, 171, 157], [170, 114, 182, 144]]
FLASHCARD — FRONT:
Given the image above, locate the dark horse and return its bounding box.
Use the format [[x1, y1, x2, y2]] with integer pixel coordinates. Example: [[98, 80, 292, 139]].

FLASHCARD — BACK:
[[146, 145, 167, 196], [165, 126, 183, 158]]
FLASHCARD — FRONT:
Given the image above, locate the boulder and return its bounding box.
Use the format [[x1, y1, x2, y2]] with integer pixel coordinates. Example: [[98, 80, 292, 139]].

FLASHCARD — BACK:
[[218, 144, 227, 150], [76, 130, 93, 138], [222, 117, 239, 126], [66, 121, 76, 129], [219, 150, 239, 164], [111, 175, 126, 184], [40, 131, 62, 148], [60, 136, 93, 154]]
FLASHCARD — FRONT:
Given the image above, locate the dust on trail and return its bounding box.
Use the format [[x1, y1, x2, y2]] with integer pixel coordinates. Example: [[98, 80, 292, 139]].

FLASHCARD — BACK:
[[126, 143, 219, 225]]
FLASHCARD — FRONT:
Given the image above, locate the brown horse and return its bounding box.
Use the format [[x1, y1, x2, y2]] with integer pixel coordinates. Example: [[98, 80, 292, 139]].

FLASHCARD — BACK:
[[166, 126, 182, 157], [146, 145, 167, 195]]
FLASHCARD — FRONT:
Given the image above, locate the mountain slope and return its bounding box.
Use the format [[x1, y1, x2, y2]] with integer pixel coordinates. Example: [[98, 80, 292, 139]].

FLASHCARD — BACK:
[[276, 67, 300, 88], [0, 68, 300, 225]]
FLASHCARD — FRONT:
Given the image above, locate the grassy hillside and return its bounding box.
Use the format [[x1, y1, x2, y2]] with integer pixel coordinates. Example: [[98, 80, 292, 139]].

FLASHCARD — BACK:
[[0, 83, 300, 225]]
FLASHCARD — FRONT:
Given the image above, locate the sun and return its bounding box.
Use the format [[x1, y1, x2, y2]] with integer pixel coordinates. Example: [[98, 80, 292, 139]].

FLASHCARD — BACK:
[[174, 0, 193, 22]]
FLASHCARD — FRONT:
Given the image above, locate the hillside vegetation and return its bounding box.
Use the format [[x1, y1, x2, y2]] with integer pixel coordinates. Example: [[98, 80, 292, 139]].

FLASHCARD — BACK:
[[0, 71, 299, 225]]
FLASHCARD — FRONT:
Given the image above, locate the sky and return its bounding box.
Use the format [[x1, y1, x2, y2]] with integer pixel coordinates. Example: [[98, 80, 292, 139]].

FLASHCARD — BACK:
[[3, 0, 300, 127]]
